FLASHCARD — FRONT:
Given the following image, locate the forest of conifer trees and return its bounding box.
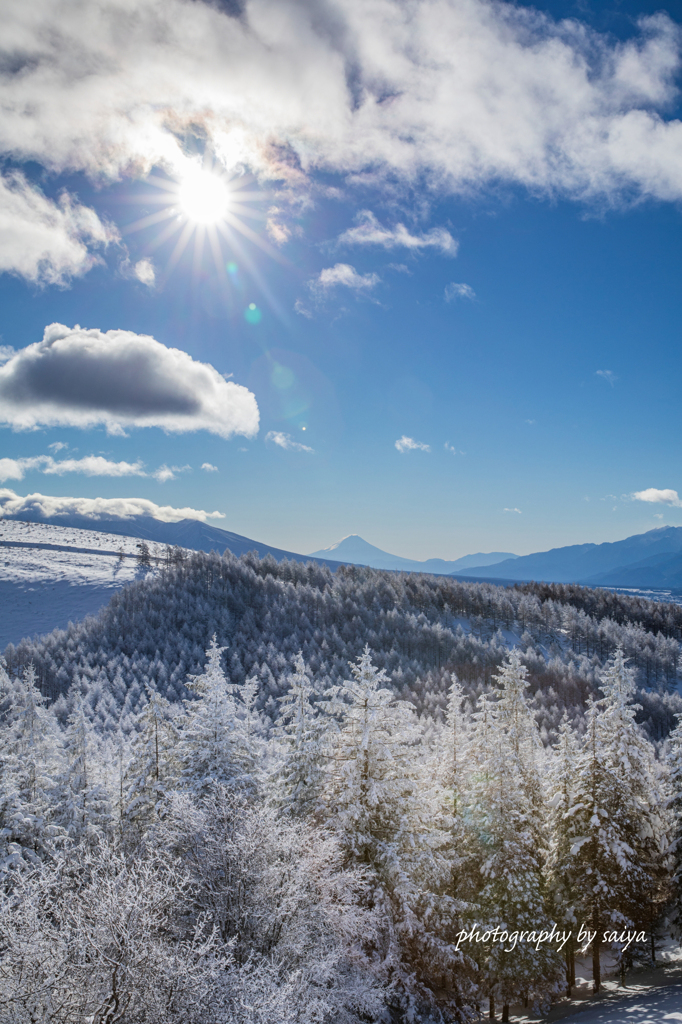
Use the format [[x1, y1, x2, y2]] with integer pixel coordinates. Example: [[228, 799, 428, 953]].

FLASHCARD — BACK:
[[2, 549, 682, 1022]]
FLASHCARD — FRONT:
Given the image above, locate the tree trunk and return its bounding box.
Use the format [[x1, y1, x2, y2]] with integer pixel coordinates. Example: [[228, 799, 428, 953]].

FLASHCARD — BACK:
[[502, 1004, 509, 1022], [489, 993, 496, 1020], [592, 933, 601, 994]]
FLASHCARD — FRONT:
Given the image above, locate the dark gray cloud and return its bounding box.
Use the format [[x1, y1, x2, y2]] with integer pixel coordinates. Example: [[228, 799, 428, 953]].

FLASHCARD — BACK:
[[0, 323, 259, 438]]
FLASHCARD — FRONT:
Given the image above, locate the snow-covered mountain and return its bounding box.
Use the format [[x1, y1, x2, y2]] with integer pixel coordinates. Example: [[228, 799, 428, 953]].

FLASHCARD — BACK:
[[308, 534, 517, 573], [461, 526, 682, 587]]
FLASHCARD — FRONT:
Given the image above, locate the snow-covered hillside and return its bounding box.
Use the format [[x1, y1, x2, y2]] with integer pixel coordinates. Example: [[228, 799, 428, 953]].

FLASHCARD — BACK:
[[0, 519, 162, 648]]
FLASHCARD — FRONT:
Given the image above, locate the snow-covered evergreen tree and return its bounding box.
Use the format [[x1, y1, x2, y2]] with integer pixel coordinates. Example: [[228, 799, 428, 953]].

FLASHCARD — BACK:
[[464, 655, 561, 1019], [0, 664, 64, 872], [124, 684, 180, 836], [272, 652, 330, 817], [545, 711, 582, 995], [56, 695, 111, 843], [566, 649, 667, 990], [178, 637, 255, 798]]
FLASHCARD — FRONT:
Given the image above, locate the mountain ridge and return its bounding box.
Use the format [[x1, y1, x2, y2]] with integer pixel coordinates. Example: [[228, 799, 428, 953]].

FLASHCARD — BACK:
[[461, 526, 682, 587], [309, 533, 517, 573]]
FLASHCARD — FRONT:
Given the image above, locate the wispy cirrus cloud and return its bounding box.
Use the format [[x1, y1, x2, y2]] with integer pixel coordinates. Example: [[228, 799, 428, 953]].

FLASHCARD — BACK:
[[0, 323, 259, 438], [503, 507, 522, 513], [0, 488, 224, 522], [395, 436, 430, 453], [265, 431, 314, 453], [596, 369, 617, 386], [337, 211, 457, 255], [445, 282, 476, 302], [632, 487, 682, 507], [0, 454, 190, 484]]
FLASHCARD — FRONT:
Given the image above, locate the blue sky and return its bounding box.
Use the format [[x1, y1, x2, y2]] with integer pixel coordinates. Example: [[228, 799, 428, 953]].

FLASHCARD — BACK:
[[2, 0, 682, 560]]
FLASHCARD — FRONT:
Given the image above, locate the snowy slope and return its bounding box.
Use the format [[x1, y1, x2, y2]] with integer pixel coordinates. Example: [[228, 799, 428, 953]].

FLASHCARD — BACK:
[[0, 519, 160, 648], [550, 981, 682, 1022]]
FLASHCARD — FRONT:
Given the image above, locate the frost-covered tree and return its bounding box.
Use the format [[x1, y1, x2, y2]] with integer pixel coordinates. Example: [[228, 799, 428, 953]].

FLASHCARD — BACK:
[[272, 652, 330, 817], [124, 684, 180, 836], [566, 649, 667, 990], [324, 647, 471, 1020], [178, 637, 255, 798], [0, 664, 64, 872], [545, 711, 582, 996], [56, 696, 111, 843], [465, 676, 560, 1020]]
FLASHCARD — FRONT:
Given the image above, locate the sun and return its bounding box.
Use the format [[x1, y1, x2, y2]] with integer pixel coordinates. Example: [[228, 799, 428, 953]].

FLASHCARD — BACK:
[[124, 159, 284, 282], [177, 168, 231, 224]]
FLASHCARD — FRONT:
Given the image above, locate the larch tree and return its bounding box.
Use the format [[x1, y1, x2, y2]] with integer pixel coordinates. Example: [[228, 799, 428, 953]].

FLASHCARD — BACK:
[[56, 695, 112, 843], [272, 652, 330, 818], [178, 636, 256, 799]]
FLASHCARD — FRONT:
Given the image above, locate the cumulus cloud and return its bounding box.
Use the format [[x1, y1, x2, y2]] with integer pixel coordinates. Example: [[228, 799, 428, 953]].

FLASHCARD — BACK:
[[0, 488, 224, 522], [0, 323, 259, 437], [2, 0, 682, 210], [596, 369, 617, 385], [337, 211, 457, 255], [313, 264, 380, 291], [265, 430, 315, 453], [0, 346, 15, 365], [504, 507, 522, 513], [445, 282, 476, 302], [395, 436, 430, 453], [632, 487, 682, 507], [201, 462, 218, 472], [0, 172, 115, 285]]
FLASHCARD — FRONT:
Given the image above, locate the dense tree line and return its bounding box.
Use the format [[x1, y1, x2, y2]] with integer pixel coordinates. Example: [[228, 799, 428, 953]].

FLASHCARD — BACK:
[[2, 635, 681, 1023], [4, 550, 682, 746]]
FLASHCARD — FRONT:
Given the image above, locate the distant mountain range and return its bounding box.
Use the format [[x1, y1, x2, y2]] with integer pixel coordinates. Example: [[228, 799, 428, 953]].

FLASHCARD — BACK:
[[461, 526, 682, 588], [308, 534, 517, 574], [7, 510, 682, 589]]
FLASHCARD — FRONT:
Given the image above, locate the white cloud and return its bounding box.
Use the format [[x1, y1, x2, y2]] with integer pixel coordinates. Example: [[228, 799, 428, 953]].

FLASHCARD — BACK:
[[201, 462, 218, 472], [313, 264, 380, 291], [294, 299, 313, 318], [632, 487, 682, 507], [0, 454, 165, 482], [444, 442, 464, 455], [596, 369, 617, 385], [0, 488, 224, 522], [3, 1, 682, 211], [47, 441, 69, 452], [120, 256, 156, 287], [152, 464, 191, 483], [265, 430, 314, 453], [337, 211, 457, 255], [0, 323, 259, 438], [0, 346, 15, 365], [445, 282, 476, 302], [0, 171, 116, 285], [503, 507, 522, 513], [395, 435, 430, 453]]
